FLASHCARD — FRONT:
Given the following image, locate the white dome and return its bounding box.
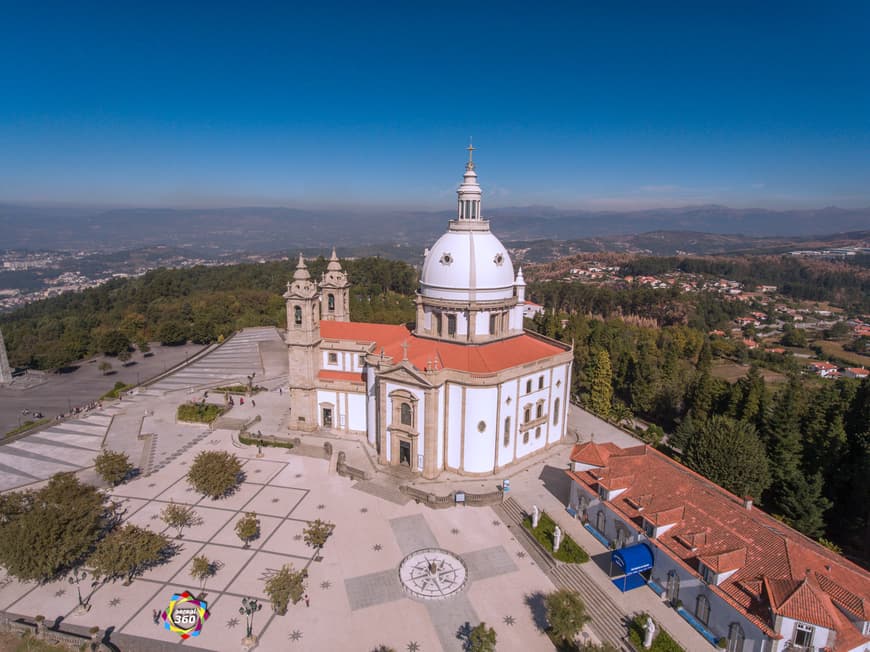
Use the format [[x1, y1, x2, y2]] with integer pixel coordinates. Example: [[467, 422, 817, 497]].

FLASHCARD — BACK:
[[420, 226, 516, 302]]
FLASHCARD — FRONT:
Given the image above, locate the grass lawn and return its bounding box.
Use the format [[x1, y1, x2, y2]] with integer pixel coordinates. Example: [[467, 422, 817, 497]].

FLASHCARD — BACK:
[[523, 512, 589, 563], [177, 402, 227, 424], [711, 360, 786, 384], [628, 614, 686, 652], [814, 340, 870, 367]]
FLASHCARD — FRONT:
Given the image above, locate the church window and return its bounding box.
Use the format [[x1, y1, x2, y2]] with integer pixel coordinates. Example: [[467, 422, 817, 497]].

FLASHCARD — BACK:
[[538, 376, 545, 389], [400, 402, 412, 426], [535, 426, 541, 439], [524, 406, 531, 423], [525, 380, 532, 394], [503, 417, 511, 447], [328, 352, 338, 365], [447, 314, 457, 336], [489, 314, 497, 335], [553, 398, 560, 425], [294, 305, 302, 326], [536, 402, 543, 419], [522, 431, 529, 444], [440, 253, 453, 265], [327, 294, 335, 312]]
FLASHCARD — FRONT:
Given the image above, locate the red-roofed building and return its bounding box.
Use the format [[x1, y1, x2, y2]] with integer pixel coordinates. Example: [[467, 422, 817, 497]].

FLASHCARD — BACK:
[[844, 367, 869, 380], [566, 444, 870, 651], [809, 361, 839, 378], [283, 153, 573, 479]]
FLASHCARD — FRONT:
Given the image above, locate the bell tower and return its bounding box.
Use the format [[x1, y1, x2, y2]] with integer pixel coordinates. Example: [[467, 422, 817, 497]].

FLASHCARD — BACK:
[[319, 247, 350, 322], [284, 254, 320, 431]]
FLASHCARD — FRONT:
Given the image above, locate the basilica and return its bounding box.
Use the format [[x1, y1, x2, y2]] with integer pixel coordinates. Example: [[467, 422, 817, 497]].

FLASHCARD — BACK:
[[284, 149, 573, 478]]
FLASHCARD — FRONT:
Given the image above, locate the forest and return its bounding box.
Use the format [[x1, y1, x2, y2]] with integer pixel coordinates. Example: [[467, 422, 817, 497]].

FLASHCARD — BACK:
[[0, 256, 416, 370]]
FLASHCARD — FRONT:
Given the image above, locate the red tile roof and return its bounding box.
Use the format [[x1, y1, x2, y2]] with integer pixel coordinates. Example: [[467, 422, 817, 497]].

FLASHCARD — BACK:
[[319, 321, 568, 374], [569, 441, 623, 467], [317, 370, 364, 383], [567, 445, 870, 646]]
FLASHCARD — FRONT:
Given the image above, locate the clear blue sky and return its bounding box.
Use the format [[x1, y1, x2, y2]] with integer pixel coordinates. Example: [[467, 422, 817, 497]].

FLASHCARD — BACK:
[[1, 1, 868, 209]]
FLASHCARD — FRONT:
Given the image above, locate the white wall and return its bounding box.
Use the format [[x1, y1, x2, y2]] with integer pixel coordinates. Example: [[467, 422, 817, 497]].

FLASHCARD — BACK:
[[321, 348, 365, 372], [347, 392, 366, 431], [463, 386, 498, 473], [446, 384, 463, 469], [436, 385, 445, 469], [366, 367, 377, 446]]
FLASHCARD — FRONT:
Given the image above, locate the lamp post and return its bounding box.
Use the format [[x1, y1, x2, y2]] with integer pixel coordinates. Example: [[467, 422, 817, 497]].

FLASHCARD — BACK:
[[239, 596, 261, 641]]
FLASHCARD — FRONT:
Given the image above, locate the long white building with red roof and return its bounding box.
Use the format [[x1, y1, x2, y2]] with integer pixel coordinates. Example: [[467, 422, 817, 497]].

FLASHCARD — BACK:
[[282, 149, 573, 478], [567, 442, 870, 651]]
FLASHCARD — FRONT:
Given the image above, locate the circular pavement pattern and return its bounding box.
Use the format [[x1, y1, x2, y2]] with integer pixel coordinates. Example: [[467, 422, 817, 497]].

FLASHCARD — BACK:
[[398, 548, 468, 600]]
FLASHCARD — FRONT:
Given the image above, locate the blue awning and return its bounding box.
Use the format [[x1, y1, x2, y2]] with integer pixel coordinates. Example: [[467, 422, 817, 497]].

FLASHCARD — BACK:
[[611, 543, 654, 575]]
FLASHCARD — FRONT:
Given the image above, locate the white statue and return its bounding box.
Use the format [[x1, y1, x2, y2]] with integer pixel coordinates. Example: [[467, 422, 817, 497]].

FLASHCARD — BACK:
[[643, 615, 656, 649], [532, 505, 540, 529], [553, 525, 562, 552]]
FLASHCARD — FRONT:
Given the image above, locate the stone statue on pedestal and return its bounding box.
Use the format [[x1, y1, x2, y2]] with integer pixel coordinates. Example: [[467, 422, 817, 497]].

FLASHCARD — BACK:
[[532, 505, 540, 529], [553, 525, 562, 553], [643, 615, 656, 648]]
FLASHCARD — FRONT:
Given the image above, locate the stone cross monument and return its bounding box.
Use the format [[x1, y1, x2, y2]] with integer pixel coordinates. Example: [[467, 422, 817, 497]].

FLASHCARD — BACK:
[[0, 327, 12, 385]]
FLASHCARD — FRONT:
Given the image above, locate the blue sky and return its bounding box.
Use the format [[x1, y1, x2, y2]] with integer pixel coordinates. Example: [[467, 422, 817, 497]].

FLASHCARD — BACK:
[[1, 1, 868, 209]]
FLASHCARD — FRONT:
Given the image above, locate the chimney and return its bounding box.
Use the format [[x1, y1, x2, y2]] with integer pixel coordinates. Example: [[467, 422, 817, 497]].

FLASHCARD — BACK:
[[743, 496, 753, 511]]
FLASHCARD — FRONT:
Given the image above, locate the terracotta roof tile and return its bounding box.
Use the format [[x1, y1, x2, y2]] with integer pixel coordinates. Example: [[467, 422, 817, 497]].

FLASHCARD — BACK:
[[570, 441, 622, 466], [566, 444, 870, 644], [317, 370, 364, 383], [320, 321, 568, 374]]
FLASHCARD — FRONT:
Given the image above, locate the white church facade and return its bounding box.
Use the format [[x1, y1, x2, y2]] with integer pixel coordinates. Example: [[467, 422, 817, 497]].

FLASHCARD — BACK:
[[284, 149, 573, 479]]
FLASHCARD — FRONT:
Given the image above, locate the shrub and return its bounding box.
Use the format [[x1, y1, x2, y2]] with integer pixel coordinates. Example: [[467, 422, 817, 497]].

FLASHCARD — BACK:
[[177, 402, 226, 424], [544, 589, 590, 645], [100, 381, 132, 400], [523, 512, 589, 563], [94, 449, 134, 486], [302, 519, 335, 549], [239, 433, 294, 450], [186, 451, 243, 498], [235, 512, 261, 548], [159, 501, 201, 538], [264, 564, 306, 615]]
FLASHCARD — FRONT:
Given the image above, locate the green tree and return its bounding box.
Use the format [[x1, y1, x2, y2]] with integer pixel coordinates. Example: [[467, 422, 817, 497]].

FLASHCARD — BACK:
[[544, 589, 591, 645], [157, 320, 188, 346], [682, 415, 771, 499], [466, 622, 497, 652], [189, 554, 217, 591], [159, 501, 201, 538], [117, 349, 132, 365], [94, 449, 134, 486], [781, 324, 807, 347], [302, 518, 335, 550], [235, 512, 260, 548], [587, 350, 613, 419], [88, 524, 173, 584], [0, 473, 107, 582], [263, 563, 306, 615], [186, 451, 243, 499], [98, 330, 131, 357], [771, 472, 831, 538]]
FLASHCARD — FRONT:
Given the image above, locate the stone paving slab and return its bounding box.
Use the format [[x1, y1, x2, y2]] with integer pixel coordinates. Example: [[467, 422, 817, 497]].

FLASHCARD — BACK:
[[390, 513, 439, 556], [345, 568, 404, 611], [464, 545, 518, 581]]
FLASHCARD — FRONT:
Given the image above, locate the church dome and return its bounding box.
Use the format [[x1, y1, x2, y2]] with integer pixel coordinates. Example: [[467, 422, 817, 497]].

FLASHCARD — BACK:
[[420, 228, 515, 301], [419, 145, 516, 303]]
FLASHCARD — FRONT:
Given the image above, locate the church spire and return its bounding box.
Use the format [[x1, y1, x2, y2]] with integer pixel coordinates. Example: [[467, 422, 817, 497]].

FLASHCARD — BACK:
[[293, 253, 310, 281], [457, 142, 482, 222]]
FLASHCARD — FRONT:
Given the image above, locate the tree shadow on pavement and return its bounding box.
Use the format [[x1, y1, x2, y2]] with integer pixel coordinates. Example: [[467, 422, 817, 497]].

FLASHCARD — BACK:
[[525, 591, 549, 632]]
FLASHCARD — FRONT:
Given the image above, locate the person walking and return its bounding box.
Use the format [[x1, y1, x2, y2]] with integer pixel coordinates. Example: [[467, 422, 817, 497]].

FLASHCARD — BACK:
[[304, 593, 309, 608]]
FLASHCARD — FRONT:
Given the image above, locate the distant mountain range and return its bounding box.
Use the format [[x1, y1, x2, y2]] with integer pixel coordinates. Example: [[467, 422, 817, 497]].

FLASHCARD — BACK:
[[2, 202, 869, 254]]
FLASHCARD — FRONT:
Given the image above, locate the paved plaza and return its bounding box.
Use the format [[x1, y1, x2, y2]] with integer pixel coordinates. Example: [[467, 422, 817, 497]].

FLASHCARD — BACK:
[[0, 326, 714, 651], [0, 440, 560, 651]]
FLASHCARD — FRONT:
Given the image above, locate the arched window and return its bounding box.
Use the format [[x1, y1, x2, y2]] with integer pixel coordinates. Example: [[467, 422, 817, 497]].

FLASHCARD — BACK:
[[695, 595, 710, 626], [535, 426, 541, 439], [503, 417, 511, 448], [525, 380, 532, 393], [489, 313, 497, 335], [553, 398, 560, 425], [595, 510, 606, 534], [524, 406, 531, 423], [447, 314, 457, 336], [400, 402, 412, 426], [538, 376, 544, 389], [327, 294, 335, 311], [727, 623, 745, 652], [536, 403, 543, 419], [294, 305, 302, 326]]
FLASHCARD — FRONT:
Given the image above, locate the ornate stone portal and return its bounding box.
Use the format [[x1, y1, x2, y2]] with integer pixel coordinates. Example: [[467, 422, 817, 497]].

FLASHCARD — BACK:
[[398, 548, 468, 600]]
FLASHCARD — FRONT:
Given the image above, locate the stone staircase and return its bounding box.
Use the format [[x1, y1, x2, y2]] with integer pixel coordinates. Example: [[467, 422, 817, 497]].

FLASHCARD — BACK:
[[498, 497, 629, 649]]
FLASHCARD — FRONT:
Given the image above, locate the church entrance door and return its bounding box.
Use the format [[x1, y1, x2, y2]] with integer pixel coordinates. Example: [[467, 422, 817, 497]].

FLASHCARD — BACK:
[[399, 441, 411, 466]]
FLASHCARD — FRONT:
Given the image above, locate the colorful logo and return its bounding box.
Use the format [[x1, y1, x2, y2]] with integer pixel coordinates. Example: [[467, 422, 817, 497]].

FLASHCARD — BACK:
[[161, 591, 210, 639]]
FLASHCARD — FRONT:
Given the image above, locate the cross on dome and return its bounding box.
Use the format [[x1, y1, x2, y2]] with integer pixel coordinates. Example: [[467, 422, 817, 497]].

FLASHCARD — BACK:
[[466, 139, 475, 170]]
